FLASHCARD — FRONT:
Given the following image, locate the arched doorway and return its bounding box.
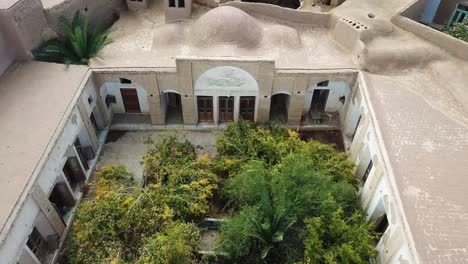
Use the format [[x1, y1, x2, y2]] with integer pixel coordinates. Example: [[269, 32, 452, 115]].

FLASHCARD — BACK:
[[304, 80, 350, 124], [161, 91, 183, 124], [269, 93, 290, 123], [99, 80, 150, 125], [194, 66, 259, 124]]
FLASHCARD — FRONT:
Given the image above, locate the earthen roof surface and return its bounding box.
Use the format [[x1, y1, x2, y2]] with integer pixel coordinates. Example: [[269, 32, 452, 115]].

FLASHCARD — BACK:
[[0, 62, 88, 240], [91, 3, 355, 70], [334, 0, 468, 262]]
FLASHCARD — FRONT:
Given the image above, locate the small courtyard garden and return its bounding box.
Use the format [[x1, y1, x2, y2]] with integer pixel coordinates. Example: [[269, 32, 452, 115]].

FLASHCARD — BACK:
[[62, 121, 378, 263]]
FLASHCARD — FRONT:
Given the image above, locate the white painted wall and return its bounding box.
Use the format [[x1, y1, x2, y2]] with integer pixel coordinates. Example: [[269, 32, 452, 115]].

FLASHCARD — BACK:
[[347, 78, 418, 264], [304, 81, 350, 114], [343, 88, 362, 137], [81, 79, 99, 119], [99, 82, 150, 116], [0, 104, 91, 263], [0, 198, 40, 263]]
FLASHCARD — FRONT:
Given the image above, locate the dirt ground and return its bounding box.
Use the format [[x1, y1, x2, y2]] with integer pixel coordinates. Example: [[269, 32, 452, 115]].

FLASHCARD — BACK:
[[95, 130, 219, 184]]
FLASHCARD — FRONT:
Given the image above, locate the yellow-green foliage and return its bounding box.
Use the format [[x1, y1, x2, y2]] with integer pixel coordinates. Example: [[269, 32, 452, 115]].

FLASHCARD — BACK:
[[302, 205, 378, 264], [137, 222, 201, 264], [65, 136, 218, 263], [214, 121, 303, 177]]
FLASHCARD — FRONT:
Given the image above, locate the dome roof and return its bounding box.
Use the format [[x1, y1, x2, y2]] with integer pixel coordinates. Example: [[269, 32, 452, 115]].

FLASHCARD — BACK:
[[191, 6, 263, 48]]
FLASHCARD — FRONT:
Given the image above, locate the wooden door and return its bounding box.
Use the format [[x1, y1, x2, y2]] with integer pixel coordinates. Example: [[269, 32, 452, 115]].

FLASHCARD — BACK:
[[120, 88, 141, 113], [197, 96, 213, 122], [219, 96, 234, 122], [240, 96, 255, 121]]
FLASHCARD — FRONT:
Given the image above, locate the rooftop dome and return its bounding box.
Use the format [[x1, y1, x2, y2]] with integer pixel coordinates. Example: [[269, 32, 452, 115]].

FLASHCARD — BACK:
[[191, 6, 263, 48]]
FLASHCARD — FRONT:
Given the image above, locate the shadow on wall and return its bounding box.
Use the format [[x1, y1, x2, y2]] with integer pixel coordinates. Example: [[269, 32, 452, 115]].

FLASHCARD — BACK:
[[241, 0, 300, 9]]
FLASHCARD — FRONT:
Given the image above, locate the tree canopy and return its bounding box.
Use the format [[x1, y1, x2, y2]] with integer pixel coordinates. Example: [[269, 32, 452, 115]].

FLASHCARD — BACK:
[[64, 121, 377, 263], [216, 121, 377, 263]]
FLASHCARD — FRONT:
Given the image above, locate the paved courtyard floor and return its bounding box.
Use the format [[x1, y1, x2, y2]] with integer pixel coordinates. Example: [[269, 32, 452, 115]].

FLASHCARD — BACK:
[[95, 130, 219, 184]]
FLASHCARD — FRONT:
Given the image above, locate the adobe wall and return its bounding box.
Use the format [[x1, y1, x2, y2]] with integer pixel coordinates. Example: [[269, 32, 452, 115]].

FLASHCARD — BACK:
[[5, 0, 51, 51], [391, 14, 468, 61], [222, 1, 330, 26], [42, 0, 125, 34], [194, 0, 218, 8], [92, 59, 357, 127], [0, 12, 25, 75]]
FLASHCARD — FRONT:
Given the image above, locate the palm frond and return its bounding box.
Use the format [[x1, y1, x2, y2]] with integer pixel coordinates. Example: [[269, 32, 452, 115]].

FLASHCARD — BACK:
[[33, 10, 112, 65]]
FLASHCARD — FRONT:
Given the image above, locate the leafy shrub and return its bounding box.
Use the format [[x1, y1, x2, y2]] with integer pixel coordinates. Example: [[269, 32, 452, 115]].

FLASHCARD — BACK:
[[65, 136, 218, 263], [142, 136, 218, 221], [302, 204, 377, 264], [214, 120, 302, 177], [32, 11, 112, 65], [137, 222, 200, 264], [445, 18, 468, 42]]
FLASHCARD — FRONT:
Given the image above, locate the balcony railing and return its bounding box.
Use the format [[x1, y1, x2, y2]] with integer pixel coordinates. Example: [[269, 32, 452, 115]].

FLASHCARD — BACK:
[[448, 3, 468, 27]]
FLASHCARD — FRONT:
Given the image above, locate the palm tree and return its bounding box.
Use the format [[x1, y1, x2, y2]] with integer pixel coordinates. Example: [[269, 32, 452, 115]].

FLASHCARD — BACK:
[[246, 193, 296, 260], [33, 11, 112, 65]]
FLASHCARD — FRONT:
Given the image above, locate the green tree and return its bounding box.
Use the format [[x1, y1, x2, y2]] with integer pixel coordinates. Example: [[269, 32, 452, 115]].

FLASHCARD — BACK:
[[218, 122, 376, 263], [445, 18, 468, 42], [33, 11, 112, 65]]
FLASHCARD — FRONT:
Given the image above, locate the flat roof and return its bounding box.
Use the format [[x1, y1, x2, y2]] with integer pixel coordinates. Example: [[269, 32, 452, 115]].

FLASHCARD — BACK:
[[90, 3, 354, 70], [0, 62, 88, 240], [363, 68, 468, 263], [0, 0, 20, 10]]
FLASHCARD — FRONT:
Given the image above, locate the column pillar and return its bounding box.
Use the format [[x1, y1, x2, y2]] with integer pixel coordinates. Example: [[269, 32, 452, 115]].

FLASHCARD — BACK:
[[256, 62, 275, 123], [77, 101, 99, 151], [181, 95, 197, 125], [288, 94, 305, 125]]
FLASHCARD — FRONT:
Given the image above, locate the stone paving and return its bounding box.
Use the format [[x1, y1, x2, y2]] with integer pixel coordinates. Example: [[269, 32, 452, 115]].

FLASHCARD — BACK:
[[95, 130, 219, 184]]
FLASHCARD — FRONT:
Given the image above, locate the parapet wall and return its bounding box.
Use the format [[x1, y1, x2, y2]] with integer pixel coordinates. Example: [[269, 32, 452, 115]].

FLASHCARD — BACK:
[[400, 0, 428, 20], [194, 0, 219, 8], [391, 14, 468, 61], [221, 1, 330, 26], [42, 0, 125, 34]]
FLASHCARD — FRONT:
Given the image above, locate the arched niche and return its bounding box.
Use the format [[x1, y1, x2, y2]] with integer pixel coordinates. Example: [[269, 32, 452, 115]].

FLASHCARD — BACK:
[[194, 66, 259, 123], [99, 81, 150, 116], [194, 66, 259, 96]]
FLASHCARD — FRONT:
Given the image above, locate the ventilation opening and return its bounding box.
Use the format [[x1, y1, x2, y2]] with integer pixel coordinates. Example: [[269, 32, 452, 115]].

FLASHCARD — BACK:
[[120, 78, 131, 84]]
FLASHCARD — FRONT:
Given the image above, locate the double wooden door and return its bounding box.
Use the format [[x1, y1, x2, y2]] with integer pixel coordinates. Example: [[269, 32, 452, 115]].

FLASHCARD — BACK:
[[197, 96, 213, 122], [240, 96, 255, 121], [120, 88, 141, 113], [219, 96, 234, 122]]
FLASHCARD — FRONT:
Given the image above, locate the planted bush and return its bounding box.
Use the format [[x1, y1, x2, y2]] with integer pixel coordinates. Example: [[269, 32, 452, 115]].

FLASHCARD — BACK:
[[33, 11, 112, 65], [64, 135, 218, 263], [445, 18, 468, 42]]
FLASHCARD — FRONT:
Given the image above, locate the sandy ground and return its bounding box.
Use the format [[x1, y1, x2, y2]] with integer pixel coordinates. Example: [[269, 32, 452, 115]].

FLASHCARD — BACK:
[[95, 131, 219, 184]]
